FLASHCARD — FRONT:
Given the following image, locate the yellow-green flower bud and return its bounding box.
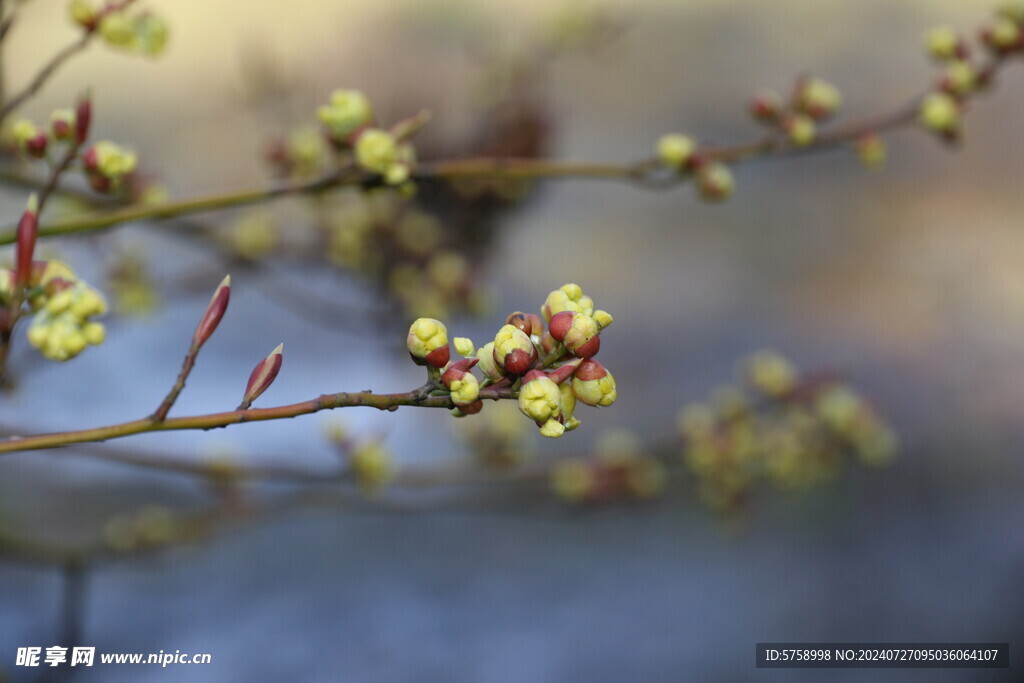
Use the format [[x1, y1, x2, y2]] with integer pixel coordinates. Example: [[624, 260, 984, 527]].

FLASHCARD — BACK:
[[317, 89, 373, 140], [99, 13, 135, 48], [518, 370, 562, 426], [69, 0, 97, 28], [571, 359, 617, 407], [539, 419, 566, 438], [88, 141, 138, 181], [350, 441, 395, 495], [551, 459, 594, 502], [796, 78, 842, 120], [592, 309, 613, 330], [133, 13, 169, 57], [696, 162, 734, 202], [355, 128, 397, 175], [656, 133, 696, 169], [786, 114, 816, 147], [856, 133, 887, 171], [918, 92, 960, 134], [454, 337, 475, 357], [987, 17, 1022, 50], [925, 26, 961, 60], [744, 350, 798, 397], [942, 61, 976, 97], [476, 341, 505, 380], [541, 283, 594, 322], [407, 317, 449, 367]]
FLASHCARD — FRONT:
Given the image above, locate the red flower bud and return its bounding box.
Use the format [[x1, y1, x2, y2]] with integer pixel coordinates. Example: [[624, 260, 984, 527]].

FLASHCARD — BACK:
[[241, 343, 283, 408], [193, 275, 231, 349], [506, 311, 533, 335], [15, 195, 39, 288], [25, 133, 48, 158]]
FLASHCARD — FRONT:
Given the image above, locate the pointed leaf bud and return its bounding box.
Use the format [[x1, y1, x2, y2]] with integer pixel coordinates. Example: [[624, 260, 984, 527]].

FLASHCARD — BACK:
[[75, 93, 92, 145], [547, 358, 582, 385], [493, 324, 538, 375], [571, 359, 617, 407], [241, 343, 283, 408], [15, 194, 39, 287], [193, 275, 231, 349], [407, 317, 449, 368]]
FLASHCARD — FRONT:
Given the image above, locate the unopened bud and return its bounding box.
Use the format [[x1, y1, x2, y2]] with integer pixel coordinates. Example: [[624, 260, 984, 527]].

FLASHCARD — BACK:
[[918, 92, 961, 135], [795, 77, 842, 120], [785, 114, 816, 147], [748, 89, 783, 122], [855, 133, 887, 170], [241, 343, 283, 408], [15, 195, 39, 288], [476, 341, 506, 380], [407, 317, 449, 367], [493, 324, 538, 375], [571, 359, 617, 407], [925, 26, 965, 61], [49, 109, 76, 141], [696, 161, 734, 202], [453, 337, 475, 357], [442, 358, 480, 408], [193, 275, 231, 349], [656, 133, 696, 169], [519, 370, 563, 436], [75, 94, 92, 144]]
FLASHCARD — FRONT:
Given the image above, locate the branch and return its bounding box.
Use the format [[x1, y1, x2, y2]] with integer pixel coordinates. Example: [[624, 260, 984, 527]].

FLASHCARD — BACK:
[[0, 33, 92, 124], [0, 383, 515, 454], [0, 88, 939, 247]]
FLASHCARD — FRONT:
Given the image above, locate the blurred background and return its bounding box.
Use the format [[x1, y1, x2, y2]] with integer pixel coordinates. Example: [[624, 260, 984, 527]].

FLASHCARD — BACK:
[[1, 0, 1023, 680]]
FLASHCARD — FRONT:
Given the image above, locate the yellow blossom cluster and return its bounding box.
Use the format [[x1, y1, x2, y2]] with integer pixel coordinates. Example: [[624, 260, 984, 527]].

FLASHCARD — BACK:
[[677, 351, 897, 515]]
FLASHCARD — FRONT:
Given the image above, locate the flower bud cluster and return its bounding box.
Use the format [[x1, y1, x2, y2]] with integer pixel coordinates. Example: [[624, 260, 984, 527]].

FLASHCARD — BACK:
[[550, 429, 666, 504], [676, 351, 896, 515], [405, 283, 617, 438], [83, 140, 139, 193], [654, 133, 735, 202], [748, 76, 843, 149], [919, 8, 1024, 141], [320, 192, 477, 319], [1, 260, 107, 361], [69, 1, 169, 57], [103, 505, 180, 553]]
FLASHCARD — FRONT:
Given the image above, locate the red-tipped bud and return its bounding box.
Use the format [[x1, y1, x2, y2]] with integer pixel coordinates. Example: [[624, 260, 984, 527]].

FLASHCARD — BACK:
[[748, 89, 782, 122], [15, 195, 39, 288], [548, 311, 574, 343], [441, 357, 480, 408], [407, 318, 449, 368], [75, 94, 92, 145], [493, 324, 537, 376], [561, 313, 601, 359], [571, 359, 617, 407], [459, 400, 483, 415], [241, 343, 283, 408], [25, 133, 48, 158], [193, 275, 231, 349]]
